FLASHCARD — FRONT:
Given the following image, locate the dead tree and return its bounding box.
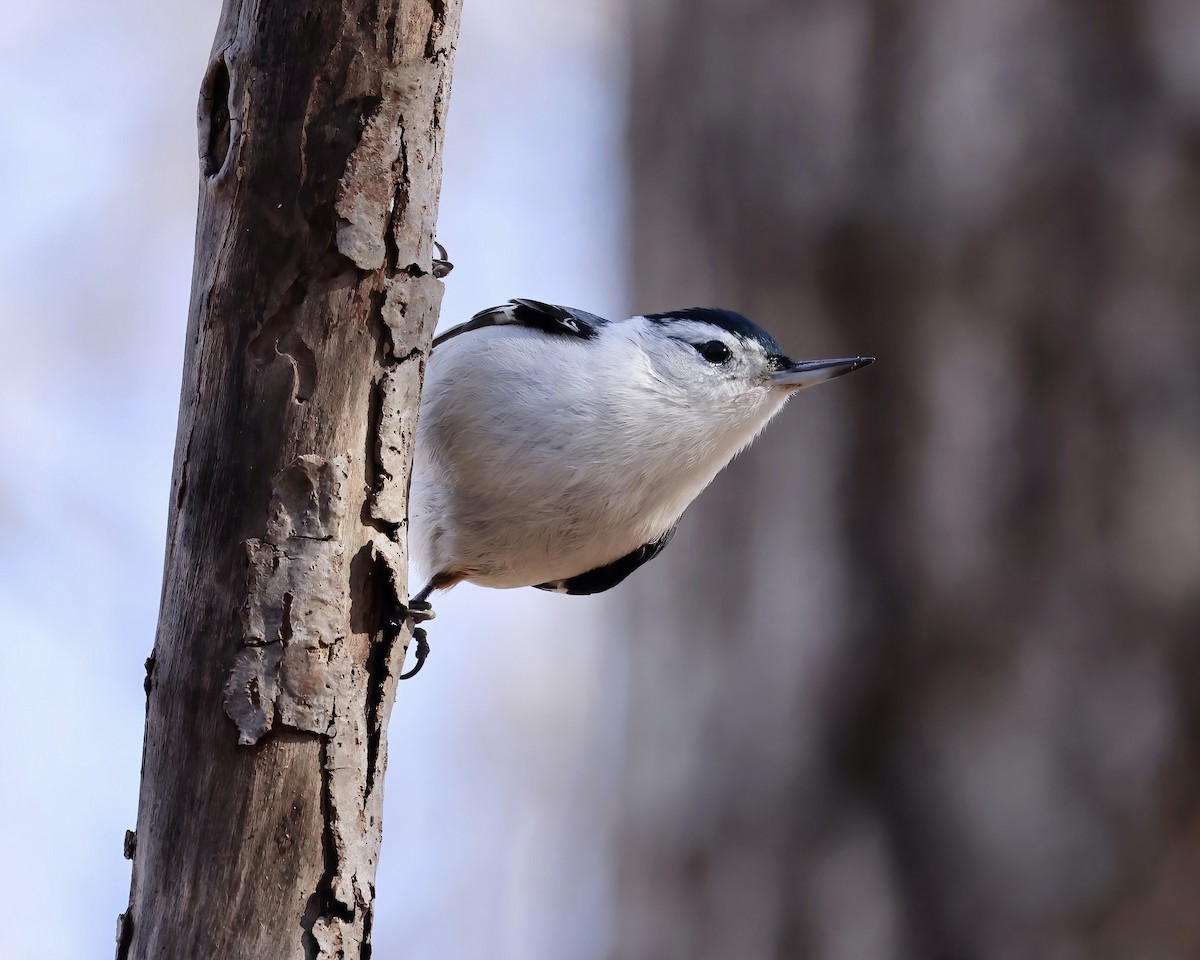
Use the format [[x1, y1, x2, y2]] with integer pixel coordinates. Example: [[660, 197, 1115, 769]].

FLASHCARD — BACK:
[[116, 2, 461, 957]]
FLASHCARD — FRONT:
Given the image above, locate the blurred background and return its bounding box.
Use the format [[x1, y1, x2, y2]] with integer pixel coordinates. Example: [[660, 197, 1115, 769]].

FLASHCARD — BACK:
[[2, 0, 1198, 958]]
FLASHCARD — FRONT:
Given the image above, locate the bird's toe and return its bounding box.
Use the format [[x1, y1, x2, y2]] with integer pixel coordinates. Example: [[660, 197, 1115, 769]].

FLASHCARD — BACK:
[[406, 598, 436, 623]]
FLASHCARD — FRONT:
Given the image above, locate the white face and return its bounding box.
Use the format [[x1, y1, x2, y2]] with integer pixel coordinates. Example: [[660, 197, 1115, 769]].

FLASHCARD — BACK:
[[629, 317, 790, 425]]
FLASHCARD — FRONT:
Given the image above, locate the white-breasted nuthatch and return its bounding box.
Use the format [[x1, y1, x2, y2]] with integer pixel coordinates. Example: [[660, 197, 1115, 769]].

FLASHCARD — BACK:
[[400, 299, 872, 658]]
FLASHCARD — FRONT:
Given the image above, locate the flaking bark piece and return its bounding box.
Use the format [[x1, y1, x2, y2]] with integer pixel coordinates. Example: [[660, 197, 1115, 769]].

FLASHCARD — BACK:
[[371, 371, 422, 525], [224, 455, 350, 745], [380, 273, 442, 359]]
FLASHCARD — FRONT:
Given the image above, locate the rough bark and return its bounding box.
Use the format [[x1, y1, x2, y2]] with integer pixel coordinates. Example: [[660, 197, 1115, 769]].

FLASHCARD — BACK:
[[616, 2, 1200, 958], [117, 2, 460, 958]]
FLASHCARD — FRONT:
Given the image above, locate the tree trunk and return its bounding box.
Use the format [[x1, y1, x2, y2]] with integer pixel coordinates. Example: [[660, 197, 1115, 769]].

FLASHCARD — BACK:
[[117, 2, 460, 957], [616, 2, 1200, 958]]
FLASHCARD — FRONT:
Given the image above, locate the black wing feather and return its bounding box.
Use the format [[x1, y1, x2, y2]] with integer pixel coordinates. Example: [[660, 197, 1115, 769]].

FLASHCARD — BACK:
[[432, 299, 608, 349], [534, 523, 679, 596]]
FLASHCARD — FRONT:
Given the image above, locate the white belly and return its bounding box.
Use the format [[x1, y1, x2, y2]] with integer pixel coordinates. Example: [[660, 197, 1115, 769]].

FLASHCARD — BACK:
[[409, 324, 780, 588]]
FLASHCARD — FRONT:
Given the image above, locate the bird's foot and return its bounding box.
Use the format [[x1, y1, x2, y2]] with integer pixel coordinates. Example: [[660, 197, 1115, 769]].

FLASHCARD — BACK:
[[399, 627, 430, 680], [405, 598, 436, 624], [432, 241, 454, 279], [382, 595, 434, 680]]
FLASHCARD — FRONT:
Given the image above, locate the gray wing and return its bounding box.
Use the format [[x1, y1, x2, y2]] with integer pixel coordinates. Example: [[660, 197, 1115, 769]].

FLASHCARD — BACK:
[[534, 523, 679, 596], [432, 298, 609, 349]]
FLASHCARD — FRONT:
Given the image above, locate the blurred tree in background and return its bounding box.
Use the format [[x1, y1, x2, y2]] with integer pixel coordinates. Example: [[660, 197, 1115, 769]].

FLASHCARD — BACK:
[[613, 1, 1200, 957]]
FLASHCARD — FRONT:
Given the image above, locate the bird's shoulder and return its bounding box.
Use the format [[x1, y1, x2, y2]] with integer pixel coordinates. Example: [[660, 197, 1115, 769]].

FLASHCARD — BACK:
[[432, 299, 609, 349]]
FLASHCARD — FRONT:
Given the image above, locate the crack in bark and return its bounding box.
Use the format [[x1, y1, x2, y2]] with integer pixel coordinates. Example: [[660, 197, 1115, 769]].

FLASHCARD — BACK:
[[364, 552, 402, 799], [362, 378, 400, 539], [174, 429, 193, 511], [369, 369, 421, 527], [335, 91, 405, 270], [384, 123, 409, 274], [301, 737, 357, 960], [384, 8, 397, 64], [169, 303, 211, 524], [363, 275, 429, 537], [361, 890, 376, 960], [280, 592, 294, 641]]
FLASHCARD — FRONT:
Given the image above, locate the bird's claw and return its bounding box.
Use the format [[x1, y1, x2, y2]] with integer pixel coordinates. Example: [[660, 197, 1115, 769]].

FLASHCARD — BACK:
[[432, 241, 453, 279], [383, 595, 434, 680], [399, 627, 430, 680]]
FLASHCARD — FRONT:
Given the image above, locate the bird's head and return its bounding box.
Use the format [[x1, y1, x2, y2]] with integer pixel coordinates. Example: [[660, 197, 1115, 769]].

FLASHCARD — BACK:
[[631, 307, 873, 416], [600, 307, 874, 467]]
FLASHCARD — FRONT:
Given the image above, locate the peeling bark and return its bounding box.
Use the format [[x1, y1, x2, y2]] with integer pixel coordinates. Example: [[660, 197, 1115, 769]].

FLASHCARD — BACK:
[[225, 455, 350, 746], [117, 2, 461, 958]]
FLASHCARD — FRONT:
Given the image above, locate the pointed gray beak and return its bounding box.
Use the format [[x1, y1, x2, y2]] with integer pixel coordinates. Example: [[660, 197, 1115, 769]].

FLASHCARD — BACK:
[[770, 356, 875, 390]]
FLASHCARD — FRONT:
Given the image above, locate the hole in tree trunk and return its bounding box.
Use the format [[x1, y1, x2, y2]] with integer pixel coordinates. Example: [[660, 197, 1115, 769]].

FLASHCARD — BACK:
[[199, 55, 231, 178]]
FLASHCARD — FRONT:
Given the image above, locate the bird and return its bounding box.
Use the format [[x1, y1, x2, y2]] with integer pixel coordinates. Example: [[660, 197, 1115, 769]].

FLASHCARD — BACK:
[[402, 298, 873, 652]]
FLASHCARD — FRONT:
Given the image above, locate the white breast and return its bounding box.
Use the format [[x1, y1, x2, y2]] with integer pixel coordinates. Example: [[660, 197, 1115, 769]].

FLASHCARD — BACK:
[[410, 322, 784, 589]]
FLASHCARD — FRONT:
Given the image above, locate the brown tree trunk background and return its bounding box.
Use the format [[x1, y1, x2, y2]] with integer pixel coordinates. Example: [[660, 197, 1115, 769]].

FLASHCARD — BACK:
[[117, 2, 460, 957], [615, 2, 1200, 958]]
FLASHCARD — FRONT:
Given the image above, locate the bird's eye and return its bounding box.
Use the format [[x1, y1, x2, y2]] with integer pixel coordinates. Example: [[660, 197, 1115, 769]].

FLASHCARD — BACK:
[[695, 340, 731, 364]]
